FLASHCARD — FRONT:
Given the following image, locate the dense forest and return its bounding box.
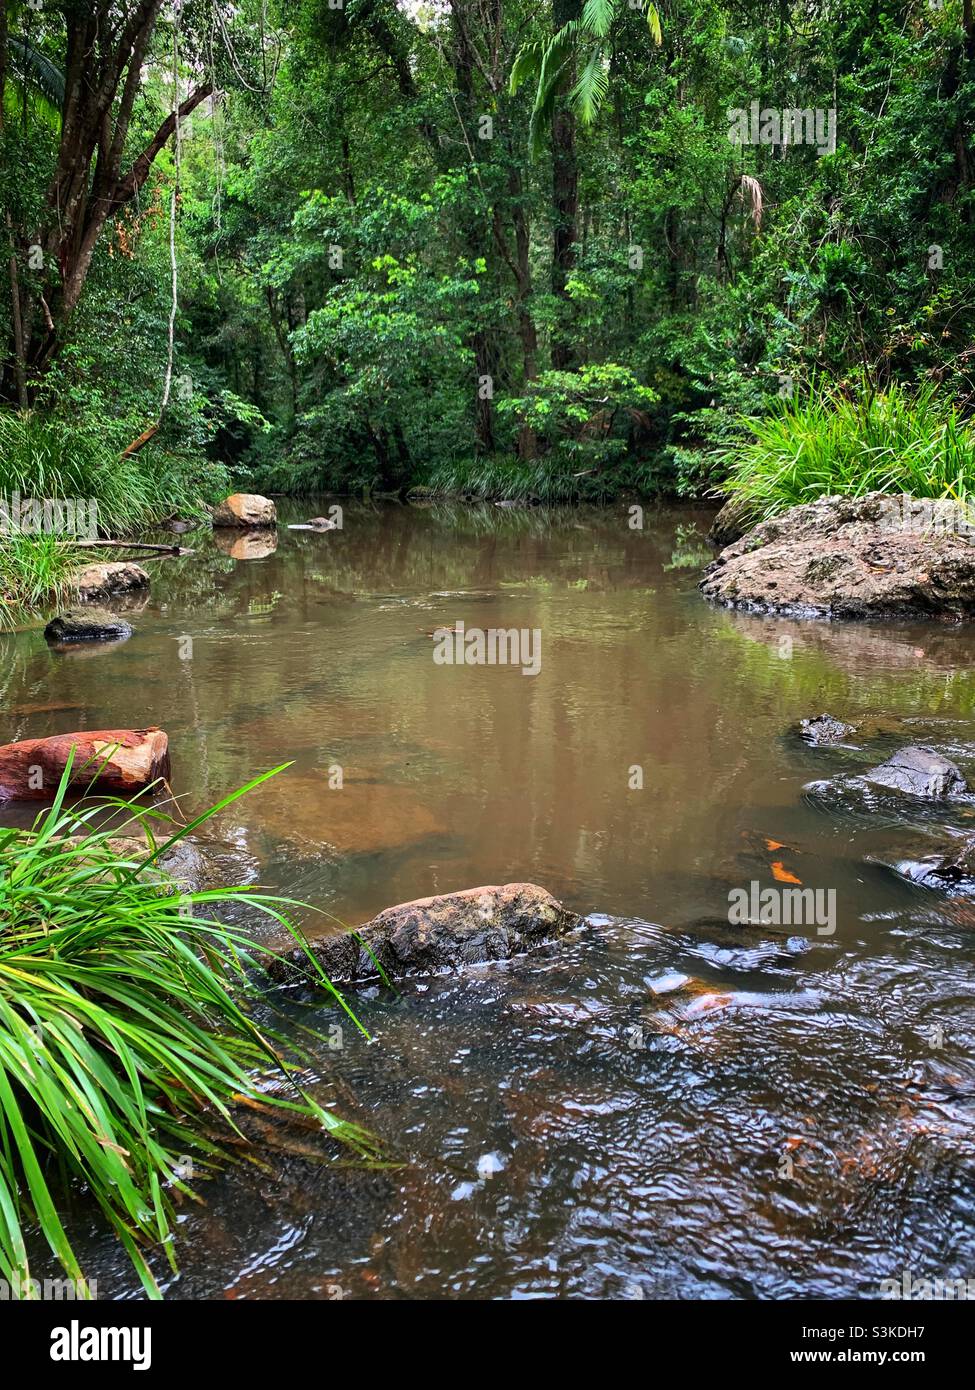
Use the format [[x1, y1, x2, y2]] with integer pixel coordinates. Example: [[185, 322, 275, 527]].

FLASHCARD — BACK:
[[2, 0, 974, 522]]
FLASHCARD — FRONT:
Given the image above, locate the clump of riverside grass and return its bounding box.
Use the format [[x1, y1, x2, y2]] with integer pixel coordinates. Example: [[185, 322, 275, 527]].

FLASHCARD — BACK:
[[717, 378, 975, 525], [0, 411, 218, 531], [0, 531, 83, 614], [0, 757, 377, 1298], [0, 409, 230, 624]]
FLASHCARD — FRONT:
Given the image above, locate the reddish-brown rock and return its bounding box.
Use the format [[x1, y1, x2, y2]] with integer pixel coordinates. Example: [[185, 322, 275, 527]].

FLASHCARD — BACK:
[[0, 728, 170, 801], [72, 561, 150, 602], [211, 493, 277, 528]]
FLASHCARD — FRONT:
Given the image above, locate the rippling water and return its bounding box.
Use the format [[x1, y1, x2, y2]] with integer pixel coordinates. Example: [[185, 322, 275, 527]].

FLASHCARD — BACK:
[[2, 500, 975, 1298]]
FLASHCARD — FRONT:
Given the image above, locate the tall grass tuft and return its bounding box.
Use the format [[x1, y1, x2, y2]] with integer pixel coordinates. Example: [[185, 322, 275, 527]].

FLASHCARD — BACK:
[[717, 378, 975, 525], [0, 411, 211, 532], [0, 531, 82, 613], [0, 759, 377, 1298]]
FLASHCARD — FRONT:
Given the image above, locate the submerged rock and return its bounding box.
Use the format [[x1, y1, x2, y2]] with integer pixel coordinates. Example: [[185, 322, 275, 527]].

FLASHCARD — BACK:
[[288, 516, 338, 531], [873, 828, 975, 895], [700, 492, 975, 619], [211, 493, 277, 528], [796, 713, 856, 746], [71, 561, 150, 603], [0, 727, 170, 801], [876, 837, 975, 896], [267, 883, 581, 986], [62, 834, 214, 892], [45, 607, 132, 644]]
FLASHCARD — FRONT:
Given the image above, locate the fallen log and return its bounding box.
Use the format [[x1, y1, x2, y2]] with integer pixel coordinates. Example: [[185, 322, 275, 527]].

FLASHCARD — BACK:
[[0, 728, 171, 802]]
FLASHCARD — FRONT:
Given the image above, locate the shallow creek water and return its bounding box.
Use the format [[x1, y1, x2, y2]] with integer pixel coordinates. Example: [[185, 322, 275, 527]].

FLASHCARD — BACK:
[[2, 499, 975, 1298]]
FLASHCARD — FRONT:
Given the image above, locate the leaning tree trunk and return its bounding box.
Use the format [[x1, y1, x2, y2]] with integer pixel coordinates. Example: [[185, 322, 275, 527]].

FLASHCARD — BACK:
[[18, 0, 211, 386]]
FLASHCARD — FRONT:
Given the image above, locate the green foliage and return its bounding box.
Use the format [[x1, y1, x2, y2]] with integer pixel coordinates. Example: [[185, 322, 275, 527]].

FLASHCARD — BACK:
[[500, 362, 657, 459], [0, 410, 227, 531], [0, 760, 376, 1298], [719, 379, 975, 524]]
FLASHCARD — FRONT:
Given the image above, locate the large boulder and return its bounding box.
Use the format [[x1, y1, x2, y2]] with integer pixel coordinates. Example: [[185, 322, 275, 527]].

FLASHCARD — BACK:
[[211, 493, 277, 528], [0, 728, 170, 801], [45, 607, 132, 645], [268, 883, 581, 986], [71, 561, 150, 603], [700, 492, 975, 619]]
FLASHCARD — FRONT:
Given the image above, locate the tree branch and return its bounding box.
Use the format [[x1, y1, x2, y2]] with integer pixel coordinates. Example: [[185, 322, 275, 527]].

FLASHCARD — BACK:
[[108, 83, 215, 215]]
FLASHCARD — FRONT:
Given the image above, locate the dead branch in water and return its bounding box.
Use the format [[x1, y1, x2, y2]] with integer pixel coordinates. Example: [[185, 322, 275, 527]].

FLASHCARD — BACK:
[[70, 540, 195, 555]]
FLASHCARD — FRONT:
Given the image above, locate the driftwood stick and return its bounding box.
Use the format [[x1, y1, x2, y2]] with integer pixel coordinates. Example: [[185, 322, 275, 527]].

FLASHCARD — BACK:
[[70, 540, 195, 555]]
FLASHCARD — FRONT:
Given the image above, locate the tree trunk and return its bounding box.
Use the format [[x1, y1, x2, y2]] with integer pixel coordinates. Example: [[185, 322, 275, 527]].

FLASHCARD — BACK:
[[19, 2, 211, 383], [450, 0, 496, 453], [6, 215, 28, 408], [550, 0, 580, 370]]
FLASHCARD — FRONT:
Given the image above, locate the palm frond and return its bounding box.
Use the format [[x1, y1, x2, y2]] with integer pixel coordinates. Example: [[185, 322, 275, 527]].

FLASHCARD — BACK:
[[7, 35, 65, 110], [645, 2, 663, 46], [527, 27, 578, 156], [580, 0, 619, 39], [509, 38, 547, 94], [569, 52, 611, 126]]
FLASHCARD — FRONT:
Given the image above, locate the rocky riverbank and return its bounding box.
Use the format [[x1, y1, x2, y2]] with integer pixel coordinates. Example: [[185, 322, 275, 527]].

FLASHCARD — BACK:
[[701, 493, 975, 620]]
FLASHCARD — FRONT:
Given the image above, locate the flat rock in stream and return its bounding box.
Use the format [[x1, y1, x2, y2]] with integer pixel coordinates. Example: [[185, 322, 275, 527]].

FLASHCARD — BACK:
[[45, 607, 132, 644], [700, 492, 975, 619], [267, 882, 581, 986], [862, 746, 967, 799], [288, 516, 339, 531], [805, 745, 968, 814], [71, 561, 150, 603]]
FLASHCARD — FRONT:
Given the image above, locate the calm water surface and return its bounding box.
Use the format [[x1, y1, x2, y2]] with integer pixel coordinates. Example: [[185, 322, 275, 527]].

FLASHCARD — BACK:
[[2, 499, 975, 1298]]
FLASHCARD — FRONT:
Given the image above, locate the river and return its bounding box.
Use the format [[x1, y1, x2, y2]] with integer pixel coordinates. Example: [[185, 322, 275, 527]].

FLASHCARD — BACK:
[[2, 499, 974, 1298]]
